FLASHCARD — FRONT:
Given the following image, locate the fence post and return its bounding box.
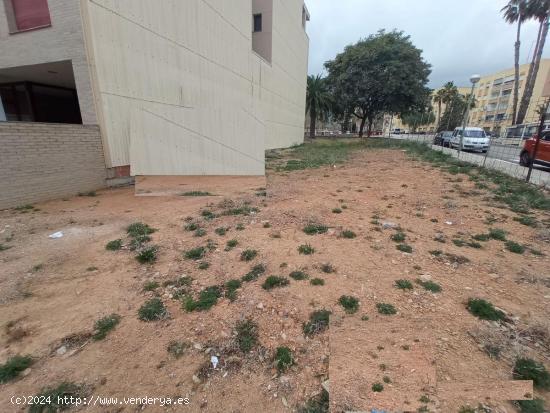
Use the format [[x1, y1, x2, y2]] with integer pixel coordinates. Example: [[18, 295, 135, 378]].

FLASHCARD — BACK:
[[526, 99, 549, 183]]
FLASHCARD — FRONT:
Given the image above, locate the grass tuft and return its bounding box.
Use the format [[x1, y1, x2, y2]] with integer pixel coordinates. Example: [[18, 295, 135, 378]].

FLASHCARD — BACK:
[[513, 358, 550, 389], [341, 230, 357, 239], [376, 303, 397, 315], [395, 279, 413, 290], [372, 382, 384, 392], [298, 244, 315, 255], [320, 263, 335, 273], [416, 279, 442, 293], [184, 286, 222, 311], [275, 346, 294, 372], [310, 278, 325, 286], [181, 191, 212, 196], [127, 222, 155, 238], [184, 246, 206, 260], [29, 382, 86, 413], [396, 243, 413, 253], [289, 270, 309, 280], [240, 249, 258, 261], [241, 264, 266, 282], [391, 232, 406, 242], [303, 224, 328, 235], [505, 240, 525, 254], [0, 355, 33, 383], [92, 314, 121, 340], [488, 228, 507, 241], [138, 298, 167, 321], [235, 319, 258, 352]]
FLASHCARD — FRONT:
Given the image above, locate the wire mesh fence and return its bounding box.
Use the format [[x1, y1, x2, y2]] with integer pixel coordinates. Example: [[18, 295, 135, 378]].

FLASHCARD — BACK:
[[386, 98, 550, 188]]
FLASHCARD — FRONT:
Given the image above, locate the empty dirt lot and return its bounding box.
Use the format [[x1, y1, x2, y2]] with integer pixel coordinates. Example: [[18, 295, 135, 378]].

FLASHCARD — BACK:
[[1, 139, 549, 412]]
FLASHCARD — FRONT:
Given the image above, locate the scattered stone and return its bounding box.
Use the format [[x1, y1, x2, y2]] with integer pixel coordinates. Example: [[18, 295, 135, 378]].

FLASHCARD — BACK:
[[192, 374, 201, 384], [382, 221, 398, 229], [56, 345, 67, 356]]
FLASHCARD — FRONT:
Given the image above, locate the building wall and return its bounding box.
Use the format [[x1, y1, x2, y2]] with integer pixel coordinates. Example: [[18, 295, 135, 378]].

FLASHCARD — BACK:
[[0, 122, 106, 209], [0, 0, 97, 124], [470, 60, 550, 132], [81, 0, 308, 175]]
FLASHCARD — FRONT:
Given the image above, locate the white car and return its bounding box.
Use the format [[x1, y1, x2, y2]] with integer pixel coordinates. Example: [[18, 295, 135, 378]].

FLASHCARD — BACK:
[[449, 127, 490, 153]]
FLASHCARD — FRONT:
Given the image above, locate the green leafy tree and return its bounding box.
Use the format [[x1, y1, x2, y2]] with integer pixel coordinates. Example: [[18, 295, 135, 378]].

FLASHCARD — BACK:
[[517, 0, 550, 124], [306, 75, 332, 138], [325, 30, 431, 138], [502, 0, 529, 124], [401, 109, 436, 133], [439, 93, 476, 132]]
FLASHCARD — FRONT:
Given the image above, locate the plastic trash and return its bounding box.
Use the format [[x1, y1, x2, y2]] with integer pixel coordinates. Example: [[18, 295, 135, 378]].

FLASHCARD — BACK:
[[48, 231, 64, 239], [211, 355, 219, 369], [445, 221, 453, 225]]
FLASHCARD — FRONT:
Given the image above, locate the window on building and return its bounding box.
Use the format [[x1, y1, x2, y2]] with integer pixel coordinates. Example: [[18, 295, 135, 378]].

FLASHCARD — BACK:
[[5, 0, 51, 32], [253, 13, 262, 32]]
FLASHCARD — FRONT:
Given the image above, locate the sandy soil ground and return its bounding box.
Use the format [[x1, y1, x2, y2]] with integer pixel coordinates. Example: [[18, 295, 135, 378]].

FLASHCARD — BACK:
[[0, 147, 549, 413]]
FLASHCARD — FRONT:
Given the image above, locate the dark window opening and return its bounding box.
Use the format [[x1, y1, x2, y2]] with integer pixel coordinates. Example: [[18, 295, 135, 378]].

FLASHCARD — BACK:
[[8, 0, 51, 32], [0, 81, 82, 124], [253, 13, 262, 32]]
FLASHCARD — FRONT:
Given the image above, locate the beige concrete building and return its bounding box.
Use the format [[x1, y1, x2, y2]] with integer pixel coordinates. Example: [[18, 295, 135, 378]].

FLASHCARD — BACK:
[[469, 59, 550, 135], [0, 0, 310, 208]]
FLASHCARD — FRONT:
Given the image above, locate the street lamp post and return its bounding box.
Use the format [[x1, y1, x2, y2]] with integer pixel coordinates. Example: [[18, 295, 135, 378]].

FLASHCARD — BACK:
[[459, 74, 481, 158]]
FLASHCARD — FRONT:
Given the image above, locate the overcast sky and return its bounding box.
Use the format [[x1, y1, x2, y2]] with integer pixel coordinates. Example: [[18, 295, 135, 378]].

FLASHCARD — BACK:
[[306, 0, 550, 88]]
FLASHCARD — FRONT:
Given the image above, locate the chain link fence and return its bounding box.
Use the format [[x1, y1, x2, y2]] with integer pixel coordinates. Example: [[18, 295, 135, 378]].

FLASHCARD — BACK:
[[386, 99, 550, 188]]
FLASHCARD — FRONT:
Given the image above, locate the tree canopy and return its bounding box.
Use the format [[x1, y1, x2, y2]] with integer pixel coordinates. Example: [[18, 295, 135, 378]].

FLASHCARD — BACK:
[[324, 30, 431, 137], [306, 75, 333, 138]]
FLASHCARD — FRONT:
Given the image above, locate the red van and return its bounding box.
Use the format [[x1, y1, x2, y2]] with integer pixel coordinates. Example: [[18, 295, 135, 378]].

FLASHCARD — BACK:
[[519, 130, 550, 167]]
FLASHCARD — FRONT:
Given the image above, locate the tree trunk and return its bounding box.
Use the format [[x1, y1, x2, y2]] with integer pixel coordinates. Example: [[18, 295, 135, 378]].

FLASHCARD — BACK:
[[517, 19, 546, 124], [309, 107, 316, 139], [512, 19, 522, 125], [436, 101, 442, 130], [520, 18, 549, 124], [367, 117, 373, 138], [358, 116, 367, 138]]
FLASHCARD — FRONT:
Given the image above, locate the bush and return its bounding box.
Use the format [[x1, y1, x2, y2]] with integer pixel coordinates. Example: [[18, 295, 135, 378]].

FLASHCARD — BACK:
[[198, 262, 210, 270], [303, 310, 331, 337], [513, 358, 550, 389], [467, 298, 505, 321], [0, 355, 33, 383], [105, 239, 122, 251], [194, 228, 207, 237], [310, 278, 325, 286], [275, 346, 294, 372], [396, 244, 413, 253], [241, 249, 258, 261], [224, 279, 242, 301], [338, 295, 359, 314], [262, 276, 290, 290], [517, 399, 545, 413], [136, 246, 158, 264], [184, 286, 222, 311], [138, 298, 167, 321], [371, 382, 384, 392], [489, 228, 507, 241], [184, 246, 206, 260], [226, 239, 239, 249], [215, 227, 228, 236], [376, 303, 397, 315], [391, 232, 406, 242], [332, 208, 343, 214], [184, 222, 199, 231], [303, 224, 328, 235], [127, 222, 155, 238], [289, 271, 309, 280], [92, 314, 121, 340], [143, 281, 160, 291], [395, 279, 413, 290], [236, 319, 258, 352]]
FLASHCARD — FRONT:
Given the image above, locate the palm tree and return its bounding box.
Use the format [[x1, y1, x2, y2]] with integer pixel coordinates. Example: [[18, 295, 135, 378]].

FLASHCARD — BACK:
[[517, 0, 550, 124], [501, 0, 528, 124], [306, 75, 332, 138], [433, 89, 445, 129]]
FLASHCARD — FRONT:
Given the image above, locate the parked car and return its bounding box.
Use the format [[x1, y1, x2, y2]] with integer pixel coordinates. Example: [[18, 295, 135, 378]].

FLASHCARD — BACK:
[[449, 127, 490, 153], [433, 131, 453, 147], [519, 130, 550, 167], [392, 128, 402, 135]]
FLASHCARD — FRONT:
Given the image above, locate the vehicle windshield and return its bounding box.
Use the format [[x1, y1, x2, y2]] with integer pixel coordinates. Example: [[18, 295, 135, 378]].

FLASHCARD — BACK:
[[464, 130, 485, 138], [443, 132, 453, 137]]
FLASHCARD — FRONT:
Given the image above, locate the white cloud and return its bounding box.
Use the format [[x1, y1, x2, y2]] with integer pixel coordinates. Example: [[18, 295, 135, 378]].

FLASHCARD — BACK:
[[306, 0, 549, 87]]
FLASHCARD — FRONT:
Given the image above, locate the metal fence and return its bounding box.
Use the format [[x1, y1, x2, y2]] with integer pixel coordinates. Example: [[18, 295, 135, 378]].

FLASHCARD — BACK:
[[387, 100, 550, 188]]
